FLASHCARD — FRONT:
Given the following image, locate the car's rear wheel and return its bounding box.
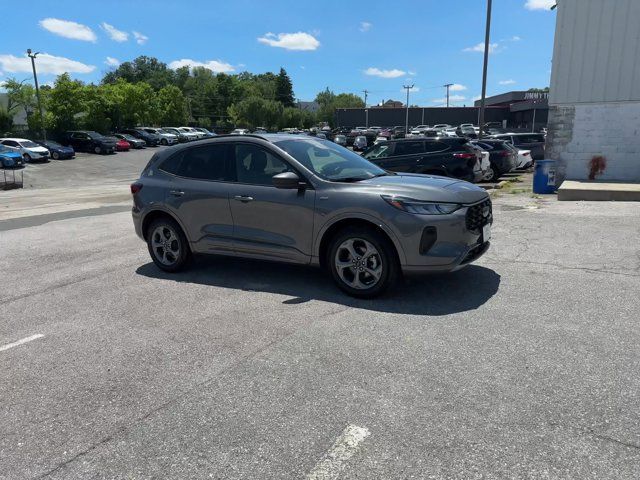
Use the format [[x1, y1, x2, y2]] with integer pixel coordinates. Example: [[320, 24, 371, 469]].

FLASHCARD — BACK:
[[484, 164, 498, 182], [328, 227, 399, 298], [147, 218, 190, 272]]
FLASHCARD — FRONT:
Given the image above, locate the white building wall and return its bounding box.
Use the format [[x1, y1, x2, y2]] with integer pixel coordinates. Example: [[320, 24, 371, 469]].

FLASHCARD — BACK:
[[548, 0, 640, 182]]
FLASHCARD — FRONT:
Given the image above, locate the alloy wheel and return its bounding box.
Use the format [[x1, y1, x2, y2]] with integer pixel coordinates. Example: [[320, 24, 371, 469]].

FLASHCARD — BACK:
[[151, 225, 181, 266], [334, 238, 383, 290]]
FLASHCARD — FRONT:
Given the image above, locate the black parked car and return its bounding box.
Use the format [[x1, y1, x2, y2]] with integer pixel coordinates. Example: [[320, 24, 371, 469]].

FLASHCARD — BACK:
[[362, 138, 480, 183], [113, 133, 146, 149], [471, 139, 519, 182], [63, 131, 117, 154], [35, 140, 75, 160], [490, 133, 546, 160], [120, 128, 160, 147]]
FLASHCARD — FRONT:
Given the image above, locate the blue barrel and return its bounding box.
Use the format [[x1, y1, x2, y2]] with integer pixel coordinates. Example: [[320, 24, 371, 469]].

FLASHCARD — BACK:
[[533, 159, 557, 194]]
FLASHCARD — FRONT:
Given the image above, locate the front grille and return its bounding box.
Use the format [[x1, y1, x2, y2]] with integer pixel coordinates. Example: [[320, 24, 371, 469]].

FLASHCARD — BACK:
[[466, 199, 492, 231]]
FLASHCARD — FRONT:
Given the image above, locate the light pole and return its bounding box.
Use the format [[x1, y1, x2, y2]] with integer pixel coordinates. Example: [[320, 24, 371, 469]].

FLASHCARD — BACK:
[[478, 0, 492, 139], [27, 49, 46, 141], [444, 83, 453, 107], [403, 84, 414, 135]]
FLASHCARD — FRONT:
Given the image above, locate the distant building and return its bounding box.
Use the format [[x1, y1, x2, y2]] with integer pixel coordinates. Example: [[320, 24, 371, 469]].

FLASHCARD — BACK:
[[296, 101, 320, 112], [0, 93, 28, 128], [547, 0, 640, 183], [473, 91, 548, 131], [376, 99, 403, 109]]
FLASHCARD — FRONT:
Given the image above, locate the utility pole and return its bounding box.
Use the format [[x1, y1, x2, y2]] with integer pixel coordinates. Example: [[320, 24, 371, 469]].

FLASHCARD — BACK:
[[443, 83, 453, 107], [478, 0, 492, 139], [27, 49, 46, 141], [362, 89, 368, 107], [403, 84, 414, 135]]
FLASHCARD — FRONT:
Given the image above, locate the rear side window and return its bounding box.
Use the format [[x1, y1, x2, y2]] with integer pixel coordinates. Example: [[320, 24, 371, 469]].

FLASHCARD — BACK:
[[423, 142, 449, 153], [394, 141, 424, 156], [160, 144, 231, 181]]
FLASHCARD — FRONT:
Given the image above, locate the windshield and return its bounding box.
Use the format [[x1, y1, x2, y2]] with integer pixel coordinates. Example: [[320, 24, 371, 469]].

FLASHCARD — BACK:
[[45, 140, 62, 147], [275, 138, 387, 182], [21, 140, 39, 148], [86, 131, 103, 139]]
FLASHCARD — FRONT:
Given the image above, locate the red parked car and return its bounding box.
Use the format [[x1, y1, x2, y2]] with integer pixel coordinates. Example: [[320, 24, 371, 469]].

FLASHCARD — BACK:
[[116, 138, 131, 151]]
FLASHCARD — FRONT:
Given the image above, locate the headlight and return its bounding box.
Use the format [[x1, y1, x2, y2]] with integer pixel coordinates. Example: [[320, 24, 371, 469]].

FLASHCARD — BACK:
[[382, 195, 461, 215]]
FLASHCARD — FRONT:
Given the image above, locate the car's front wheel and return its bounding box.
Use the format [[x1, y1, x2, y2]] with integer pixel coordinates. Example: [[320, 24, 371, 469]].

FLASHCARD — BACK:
[[52, 151, 60, 160], [328, 227, 399, 298], [147, 217, 190, 272], [161, 138, 168, 146], [94, 145, 102, 154], [23, 153, 31, 163]]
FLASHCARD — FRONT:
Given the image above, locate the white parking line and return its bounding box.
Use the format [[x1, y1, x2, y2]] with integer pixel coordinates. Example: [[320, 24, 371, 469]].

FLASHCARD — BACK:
[[306, 424, 371, 480], [0, 334, 44, 352]]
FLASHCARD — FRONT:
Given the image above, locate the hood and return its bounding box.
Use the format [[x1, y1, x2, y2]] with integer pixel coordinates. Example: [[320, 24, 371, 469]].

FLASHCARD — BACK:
[[28, 146, 50, 154], [355, 173, 489, 204]]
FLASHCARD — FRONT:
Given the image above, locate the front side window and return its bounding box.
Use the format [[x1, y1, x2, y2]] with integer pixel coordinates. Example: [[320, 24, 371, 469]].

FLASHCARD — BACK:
[[234, 144, 291, 185]]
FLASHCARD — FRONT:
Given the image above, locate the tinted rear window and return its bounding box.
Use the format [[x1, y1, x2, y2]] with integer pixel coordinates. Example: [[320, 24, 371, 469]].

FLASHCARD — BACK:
[[393, 141, 424, 156], [515, 134, 545, 144], [159, 144, 231, 180]]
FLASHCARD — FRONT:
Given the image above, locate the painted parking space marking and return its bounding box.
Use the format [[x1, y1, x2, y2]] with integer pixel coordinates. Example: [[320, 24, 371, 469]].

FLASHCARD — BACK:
[[306, 424, 370, 480], [0, 334, 44, 352]]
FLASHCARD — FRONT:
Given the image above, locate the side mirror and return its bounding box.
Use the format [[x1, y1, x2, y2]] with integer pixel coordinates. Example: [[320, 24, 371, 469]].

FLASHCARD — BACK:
[[273, 171, 302, 189]]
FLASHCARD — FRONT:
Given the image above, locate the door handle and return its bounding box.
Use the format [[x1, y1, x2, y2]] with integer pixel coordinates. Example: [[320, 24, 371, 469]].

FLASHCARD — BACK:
[[234, 195, 254, 202], [169, 190, 185, 197]]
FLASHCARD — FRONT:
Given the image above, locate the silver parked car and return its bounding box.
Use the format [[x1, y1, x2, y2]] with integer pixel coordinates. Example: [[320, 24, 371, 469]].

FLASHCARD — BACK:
[[131, 135, 492, 297], [352, 135, 368, 152]]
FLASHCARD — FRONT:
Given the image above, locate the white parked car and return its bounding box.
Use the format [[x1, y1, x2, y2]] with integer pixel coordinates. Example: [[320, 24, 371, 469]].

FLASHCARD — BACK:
[[432, 124, 451, 130], [516, 149, 533, 169], [174, 127, 200, 141], [141, 127, 178, 146], [442, 127, 459, 137], [231, 129, 250, 135], [0, 138, 50, 162], [408, 125, 430, 137], [182, 127, 206, 139]]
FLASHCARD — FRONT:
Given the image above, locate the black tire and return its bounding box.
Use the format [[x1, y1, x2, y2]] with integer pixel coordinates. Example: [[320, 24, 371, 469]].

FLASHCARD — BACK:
[[52, 151, 60, 160], [94, 145, 102, 154], [485, 164, 499, 182], [146, 217, 191, 272], [23, 153, 31, 163], [161, 138, 168, 146], [327, 226, 400, 298]]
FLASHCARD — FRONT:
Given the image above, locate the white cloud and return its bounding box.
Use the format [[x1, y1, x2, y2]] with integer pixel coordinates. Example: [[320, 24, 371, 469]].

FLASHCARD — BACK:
[[432, 94, 466, 104], [0, 53, 95, 74], [39, 18, 97, 42], [105, 56, 120, 67], [499, 79, 516, 85], [101, 22, 128, 42], [449, 84, 467, 92], [525, 0, 555, 10], [463, 42, 498, 53], [359, 22, 372, 32], [365, 67, 406, 78], [132, 31, 148, 45], [257, 32, 320, 51], [168, 58, 235, 73], [511, 35, 522, 41]]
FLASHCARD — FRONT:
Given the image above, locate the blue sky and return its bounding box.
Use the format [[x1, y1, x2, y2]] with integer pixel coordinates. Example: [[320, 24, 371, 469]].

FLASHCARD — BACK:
[[0, 0, 557, 106]]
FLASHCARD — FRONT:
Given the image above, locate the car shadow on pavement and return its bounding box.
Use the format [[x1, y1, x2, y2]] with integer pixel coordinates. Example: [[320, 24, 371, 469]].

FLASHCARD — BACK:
[[135, 257, 500, 315]]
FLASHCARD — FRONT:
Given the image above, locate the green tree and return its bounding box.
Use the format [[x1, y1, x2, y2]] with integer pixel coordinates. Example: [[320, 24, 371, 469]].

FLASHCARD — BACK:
[[3, 77, 36, 119], [154, 85, 189, 126], [275, 68, 295, 107], [46, 73, 85, 133], [0, 105, 13, 133], [315, 88, 363, 127], [102, 56, 175, 90], [228, 97, 283, 129]]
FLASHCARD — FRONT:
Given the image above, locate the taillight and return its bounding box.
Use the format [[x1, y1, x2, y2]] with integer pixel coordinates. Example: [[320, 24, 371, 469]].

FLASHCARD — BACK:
[[130, 182, 143, 195], [453, 153, 476, 160], [523, 152, 530, 156], [499, 151, 511, 157]]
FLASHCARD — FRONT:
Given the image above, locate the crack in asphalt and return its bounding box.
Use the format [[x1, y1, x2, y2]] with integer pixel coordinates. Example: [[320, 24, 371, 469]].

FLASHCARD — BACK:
[[483, 257, 640, 278]]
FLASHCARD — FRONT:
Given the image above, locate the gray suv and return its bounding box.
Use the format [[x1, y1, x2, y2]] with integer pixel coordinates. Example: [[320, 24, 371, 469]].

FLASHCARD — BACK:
[[131, 135, 492, 297]]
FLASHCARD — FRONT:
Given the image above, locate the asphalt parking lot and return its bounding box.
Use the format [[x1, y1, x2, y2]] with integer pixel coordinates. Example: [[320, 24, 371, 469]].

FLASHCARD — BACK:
[[1, 149, 639, 479]]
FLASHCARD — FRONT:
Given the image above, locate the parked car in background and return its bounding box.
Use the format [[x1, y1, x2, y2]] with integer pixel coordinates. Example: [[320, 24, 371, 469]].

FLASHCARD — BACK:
[[456, 125, 478, 138], [0, 144, 25, 168], [113, 133, 146, 149], [362, 137, 481, 183], [333, 134, 347, 146], [115, 138, 131, 152], [433, 124, 451, 131], [141, 127, 178, 146], [131, 134, 492, 298], [194, 127, 216, 138], [353, 135, 368, 151], [159, 128, 187, 143], [408, 125, 430, 136], [390, 126, 406, 139], [471, 139, 519, 182], [231, 128, 250, 135], [180, 127, 205, 139], [516, 149, 533, 169], [490, 133, 546, 160], [0, 138, 50, 162], [120, 128, 160, 147], [442, 127, 459, 137], [469, 143, 491, 182], [374, 136, 388, 145], [35, 140, 75, 160], [63, 131, 117, 154]]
